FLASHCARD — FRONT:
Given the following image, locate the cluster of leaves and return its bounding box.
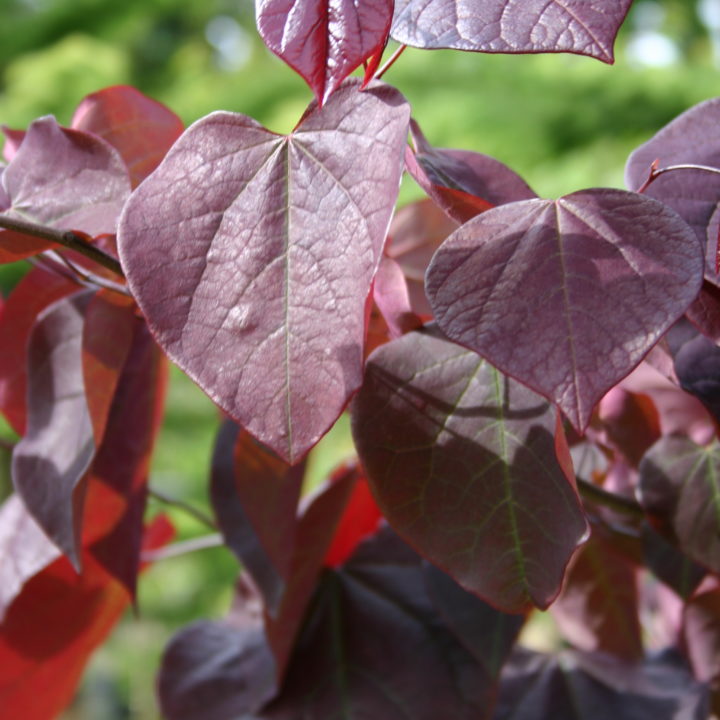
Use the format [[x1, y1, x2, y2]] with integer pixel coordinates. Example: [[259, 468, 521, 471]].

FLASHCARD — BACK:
[[3, 0, 720, 717]]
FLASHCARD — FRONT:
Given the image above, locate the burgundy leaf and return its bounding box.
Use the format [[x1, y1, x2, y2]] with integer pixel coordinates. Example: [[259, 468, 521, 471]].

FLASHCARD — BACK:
[[639, 436, 720, 575], [210, 420, 304, 614], [72, 85, 184, 188], [1, 116, 130, 258], [626, 98, 720, 283], [158, 575, 277, 720], [492, 647, 709, 719], [12, 292, 95, 570], [256, 0, 394, 104], [386, 198, 459, 317], [683, 583, 720, 688], [265, 464, 360, 679], [426, 189, 703, 432], [391, 0, 633, 62], [0, 511, 173, 719], [0, 495, 61, 622], [118, 80, 410, 463], [0, 266, 76, 434], [82, 290, 137, 446], [686, 281, 720, 342], [1, 126, 24, 162], [551, 529, 643, 662], [351, 325, 588, 613], [262, 529, 501, 719], [372, 256, 422, 338], [406, 118, 537, 223]]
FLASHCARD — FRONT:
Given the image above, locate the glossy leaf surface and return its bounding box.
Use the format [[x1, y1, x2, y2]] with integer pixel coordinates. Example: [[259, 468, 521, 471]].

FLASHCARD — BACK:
[[426, 189, 703, 431], [391, 0, 633, 62], [626, 98, 720, 281], [72, 85, 184, 187], [352, 326, 588, 612], [256, 0, 393, 104], [119, 80, 410, 463]]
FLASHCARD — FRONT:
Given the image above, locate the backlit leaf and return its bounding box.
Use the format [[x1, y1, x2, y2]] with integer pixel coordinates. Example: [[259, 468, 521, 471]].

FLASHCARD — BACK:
[[352, 325, 588, 612], [256, 0, 393, 104], [72, 85, 184, 188], [426, 189, 703, 432], [391, 0, 633, 62], [118, 80, 410, 463]]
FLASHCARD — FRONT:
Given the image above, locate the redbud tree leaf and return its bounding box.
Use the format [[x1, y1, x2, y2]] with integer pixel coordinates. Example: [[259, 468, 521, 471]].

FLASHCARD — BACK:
[[639, 436, 720, 575], [0, 266, 76, 435], [425, 189, 704, 432], [391, 0, 633, 62], [0, 116, 130, 262], [626, 98, 720, 283], [12, 292, 95, 571], [682, 584, 720, 687], [351, 325, 588, 613], [72, 85, 184, 188], [119, 80, 410, 463], [256, 0, 394, 105]]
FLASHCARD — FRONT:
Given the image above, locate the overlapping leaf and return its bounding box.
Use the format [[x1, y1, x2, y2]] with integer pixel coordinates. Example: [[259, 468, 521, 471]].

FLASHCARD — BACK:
[[0, 116, 130, 262], [119, 80, 410, 463], [72, 85, 184, 187], [352, 325, 588, 612], [492, 647, 709, 719], [551, 530, 643, 661], [256, 0, 394, 104], [626, 99, 720, 283], [406, 119, 536, 223], [639, 436, 720, 574], [426, 189, 704, 432], [391, 0, 633, 62]]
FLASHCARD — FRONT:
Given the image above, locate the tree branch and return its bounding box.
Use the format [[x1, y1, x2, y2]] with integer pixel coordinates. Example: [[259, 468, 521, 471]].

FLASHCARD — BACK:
[[577, 477, 645, 519], [0, 214, 124, 277], [148, 486, 218, 530], [141, 533, 224, 562]]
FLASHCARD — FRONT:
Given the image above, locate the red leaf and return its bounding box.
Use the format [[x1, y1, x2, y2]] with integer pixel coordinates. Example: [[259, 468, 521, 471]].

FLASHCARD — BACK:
[[256, 0, 394, 104], [683, 583, 720, 687], [351, 325, 588, 613], [426, 189, 704, 432], [405, 119, 536, 224], [686, 281, 720, 342], [1, 126, 24, 161], [72, 85, 184, 188], [0, 117, 130, 261], [372, 256, 423, 339], [551, 529, 643, 662], [0, 499, 173, 720], [391, 0, 633, 62], [0, 266, 76, 434], [118, 80, 410, 462], [12, 292, 95, 570]]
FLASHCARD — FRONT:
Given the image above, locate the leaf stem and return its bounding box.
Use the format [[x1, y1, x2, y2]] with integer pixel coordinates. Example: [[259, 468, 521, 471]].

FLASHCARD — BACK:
[[141, 533, 224, 562], [148, 487, 218, 530], [637, 161, 720, 194], [0, 214, 124, 277], [374, 44, 407, 81], [577, 477, 645, 518]]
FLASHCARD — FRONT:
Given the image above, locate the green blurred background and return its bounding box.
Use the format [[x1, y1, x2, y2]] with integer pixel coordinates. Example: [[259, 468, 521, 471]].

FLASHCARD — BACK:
[[0, 0, 718, 717]]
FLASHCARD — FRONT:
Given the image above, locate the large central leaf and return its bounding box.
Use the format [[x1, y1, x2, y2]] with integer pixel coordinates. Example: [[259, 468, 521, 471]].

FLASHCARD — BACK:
[[391, 0, 634, 62], [425, 189, 704, 431], [119, 80, 409, 463]]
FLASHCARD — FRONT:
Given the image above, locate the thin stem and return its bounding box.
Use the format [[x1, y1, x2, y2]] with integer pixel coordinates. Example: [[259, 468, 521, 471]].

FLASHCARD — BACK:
[[374, 44, 407, 81], [637, 161, 720, 194], [148, 487, 218, 530], [577, 477, 645, 519], [0, 214, 124, 277], [141, 533, 224, 562], [49, 250, 131, 297]]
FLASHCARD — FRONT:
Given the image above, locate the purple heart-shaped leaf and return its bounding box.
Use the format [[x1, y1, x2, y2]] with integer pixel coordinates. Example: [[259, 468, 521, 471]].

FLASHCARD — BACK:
[[256, 0, 394, 104], [426, 189, 704, 431], [352, 325, 588, 613], [118, 80, 410, 463], [391, 0, 633, 62]]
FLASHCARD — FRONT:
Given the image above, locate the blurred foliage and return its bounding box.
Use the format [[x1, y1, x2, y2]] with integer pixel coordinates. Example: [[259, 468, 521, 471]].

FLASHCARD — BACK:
[[0, 0, 718, 717]]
